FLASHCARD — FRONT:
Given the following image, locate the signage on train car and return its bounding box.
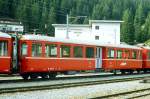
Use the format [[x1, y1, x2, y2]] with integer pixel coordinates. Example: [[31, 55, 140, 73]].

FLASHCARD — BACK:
[[120, 62, 127, 66]]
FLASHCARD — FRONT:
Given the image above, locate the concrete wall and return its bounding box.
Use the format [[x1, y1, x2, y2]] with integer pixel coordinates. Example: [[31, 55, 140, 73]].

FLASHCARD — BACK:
[[92, 22, 120, 44], [54, 21, 121, 45]]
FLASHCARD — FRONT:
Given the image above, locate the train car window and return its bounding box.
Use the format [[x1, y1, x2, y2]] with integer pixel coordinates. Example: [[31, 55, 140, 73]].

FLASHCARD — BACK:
[[148, 51, 150, 59], [132, 51, 137, 59], [117, 50, 122, 59], [107, 49, 114, 58], [32, 43, 42, 57], [45, 44, 57, 57], [61, 45, 70, 57], [0, 41, 8, 56], [21, 43, 27, 56], [74, 46, 83, 58], [86, 47, 94, 58], [125, 50, 130, 59], [139, 51, 142, 59]]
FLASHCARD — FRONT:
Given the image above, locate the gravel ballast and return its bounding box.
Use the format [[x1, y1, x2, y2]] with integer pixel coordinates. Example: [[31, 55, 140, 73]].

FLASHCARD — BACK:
[[0, 80, 150, 99]]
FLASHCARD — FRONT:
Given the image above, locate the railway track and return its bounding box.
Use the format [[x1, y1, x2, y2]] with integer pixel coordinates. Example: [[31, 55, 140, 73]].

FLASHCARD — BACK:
[[0, 73, 113, 84], [0, 74, 150, 94], [0, 72, 149, 84], [94, 86, 150, 99]]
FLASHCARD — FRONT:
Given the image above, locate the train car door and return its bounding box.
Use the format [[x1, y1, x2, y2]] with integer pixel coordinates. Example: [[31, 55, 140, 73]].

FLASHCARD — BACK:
[[11, 34, 19, 73], [95, 47, 102, 69]]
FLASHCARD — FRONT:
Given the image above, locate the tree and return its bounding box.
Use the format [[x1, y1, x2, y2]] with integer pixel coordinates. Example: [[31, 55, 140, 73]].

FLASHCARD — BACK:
[[92, 2, 103, 20], [102, 1, 112, 19], [134, 3, 145, 43], [47, 6, 56, 36], [121, 9, 134, 44], [142, 13, 150, 41]]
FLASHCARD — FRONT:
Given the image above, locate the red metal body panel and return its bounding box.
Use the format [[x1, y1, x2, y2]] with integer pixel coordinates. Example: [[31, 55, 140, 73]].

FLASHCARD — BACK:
[[19, 37, 144, 74], [142, 48, 150, 68], [0, 57, 11, 73], [20, 57, 95, 73], [19, 40, 96, 74], [102, 47, 142, 71], [0, 37, 12, 74], [103, 59, 142, 70]]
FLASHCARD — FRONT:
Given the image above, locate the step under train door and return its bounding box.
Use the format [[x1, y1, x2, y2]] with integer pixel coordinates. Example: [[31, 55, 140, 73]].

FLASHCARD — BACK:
[[95, 47, 102, 70]]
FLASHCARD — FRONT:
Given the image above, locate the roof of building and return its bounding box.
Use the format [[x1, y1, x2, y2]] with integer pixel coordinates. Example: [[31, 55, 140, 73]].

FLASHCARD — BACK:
[[89, 20, 124, 24], [52, 24, 90, 27], [52, 20, 123, 28], [0, 18, 23, 25], [21, 34, 141, 49], [0, 32, 11, 38]]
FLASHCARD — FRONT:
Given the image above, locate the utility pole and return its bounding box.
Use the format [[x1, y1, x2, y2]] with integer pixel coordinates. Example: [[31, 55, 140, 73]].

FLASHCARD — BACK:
[[66, 14, 69, 39], [31, 29, 39, 35], [66, 14, 87, 39]]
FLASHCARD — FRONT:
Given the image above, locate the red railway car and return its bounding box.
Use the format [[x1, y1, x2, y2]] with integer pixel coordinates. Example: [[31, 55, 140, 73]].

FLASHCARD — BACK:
[[142, 47, 150, 71], [102, 45, 142, 74], [0, 32, 12, 73], [18, 34, 143, 79], [0, 32, 146, 79], [19, 35, 96, 79]]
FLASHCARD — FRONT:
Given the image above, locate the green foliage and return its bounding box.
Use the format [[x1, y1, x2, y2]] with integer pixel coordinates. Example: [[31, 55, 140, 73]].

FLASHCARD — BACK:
[[0, 0, 150, 42], [121, 9, 134, 44], [134, 3, 145, 43], [144, 39, 150, 46]]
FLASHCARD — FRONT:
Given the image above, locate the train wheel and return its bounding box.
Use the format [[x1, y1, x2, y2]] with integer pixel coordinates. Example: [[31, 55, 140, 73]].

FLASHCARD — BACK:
[[113, 70, 117, 75], [30, 74, 38, 79], [49, 73, 57, 79], [21, 74, 29, 80], [121, 70, 125, 75], [129, 70, 133, 74], [137, 70, 140, 74], [41, 73, 49, 79], [144, 70, 147, 73]]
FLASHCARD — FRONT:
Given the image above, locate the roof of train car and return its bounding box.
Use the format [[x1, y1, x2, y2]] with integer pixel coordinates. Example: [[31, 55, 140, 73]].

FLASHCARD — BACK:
[[141, 46, 150, 50], [0, 32, 11, 38], [21, 34, 141, 50]]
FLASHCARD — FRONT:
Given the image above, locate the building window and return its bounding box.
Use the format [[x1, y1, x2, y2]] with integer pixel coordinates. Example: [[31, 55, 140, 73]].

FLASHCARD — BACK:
[[74, 46, 83, 58], [95, 26, 99, 30], [21, 43, 27, 56], [0, 41, 8, 56], [45, 44, 57, 57], [95, 36, 99, 40], [32, 43, 42, 57], [86, 47, 94, 58], [107, 49, 115, 58], [15, 28, 18, 31], [61, 45, 70, 57], [117, 50, 122, 59]]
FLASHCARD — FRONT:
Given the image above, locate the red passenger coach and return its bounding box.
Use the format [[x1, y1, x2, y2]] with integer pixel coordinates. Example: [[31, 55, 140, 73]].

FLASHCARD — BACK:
[[0, 32, 12, 73], [0, 33, 145, 79], [19, 34, 144, 79], [102, 45, 142, 74], [142, 47, 150, 70], [19, 35, 96, 79]]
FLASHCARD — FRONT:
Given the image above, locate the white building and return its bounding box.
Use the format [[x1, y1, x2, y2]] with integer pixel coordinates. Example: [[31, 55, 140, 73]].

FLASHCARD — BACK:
[[52, 20, 123, 45], [0, 19, 23, 34]]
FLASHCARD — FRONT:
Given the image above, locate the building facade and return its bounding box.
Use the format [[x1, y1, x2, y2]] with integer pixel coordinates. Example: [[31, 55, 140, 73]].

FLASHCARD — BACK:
[[52, 20, 123, 45], [0, 19, 23, 34]]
